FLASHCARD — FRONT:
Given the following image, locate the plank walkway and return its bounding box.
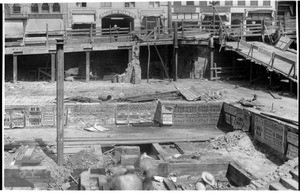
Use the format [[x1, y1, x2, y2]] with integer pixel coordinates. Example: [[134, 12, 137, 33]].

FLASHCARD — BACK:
[[224, 41, 297, 82]]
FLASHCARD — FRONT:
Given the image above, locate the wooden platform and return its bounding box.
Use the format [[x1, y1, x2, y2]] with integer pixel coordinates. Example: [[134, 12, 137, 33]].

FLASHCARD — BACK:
[[63, 125, 226, 153], [225, 41, 297, 82]]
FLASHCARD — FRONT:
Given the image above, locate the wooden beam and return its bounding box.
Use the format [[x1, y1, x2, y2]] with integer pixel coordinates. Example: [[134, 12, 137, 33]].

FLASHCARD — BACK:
[[249, 62, 253, 84], [13, 55, 18, 83], [51, 53, 56, 82], [147, 42, 150, 83], [173, 21, 178, 81], [154, 43, 170, 81], [86, 51, 90, 82], [210, 37, 214, 81], [128, 48, 133, 65], [168, 2, 172, 34], [56, 39, 65, 166]]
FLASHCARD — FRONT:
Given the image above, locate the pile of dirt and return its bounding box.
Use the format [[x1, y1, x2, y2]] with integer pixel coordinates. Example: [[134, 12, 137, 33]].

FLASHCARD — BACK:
[[30, 147, 71, 190], [210, 130, 246, 151], [64, 150, 112, 171]]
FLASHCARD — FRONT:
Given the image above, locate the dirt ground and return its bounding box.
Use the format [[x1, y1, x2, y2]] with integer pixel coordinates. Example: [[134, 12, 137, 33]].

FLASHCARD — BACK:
[[3, 79, 298, 190], [4, 78, 298, 120]]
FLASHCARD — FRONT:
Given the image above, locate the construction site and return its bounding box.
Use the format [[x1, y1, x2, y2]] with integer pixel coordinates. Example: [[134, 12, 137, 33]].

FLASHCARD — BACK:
[[3, 1, 299, 191]]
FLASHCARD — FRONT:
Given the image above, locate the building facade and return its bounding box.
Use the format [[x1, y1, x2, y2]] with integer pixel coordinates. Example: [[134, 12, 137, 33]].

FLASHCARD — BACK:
[[5, 1, 280, 37]]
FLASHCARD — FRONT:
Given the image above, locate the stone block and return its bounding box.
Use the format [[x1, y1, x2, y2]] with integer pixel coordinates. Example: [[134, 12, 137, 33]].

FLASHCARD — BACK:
[[19, 166, 51, 184], [121, 155, 139, 166], [121, 146, 140, 155], [125, 166, 135, 174], [79, 171, 90, 190]]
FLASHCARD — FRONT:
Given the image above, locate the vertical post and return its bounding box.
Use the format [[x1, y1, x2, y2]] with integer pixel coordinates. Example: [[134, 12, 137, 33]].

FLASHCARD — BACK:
[[157, 17, 161, 37], [168, 1, 172, 34], [128, 48, 133, 65], [51, 53, 56, 82], [242, 10, 246, 40], [56, 39, 64, 166], [89, 25, 93, 42], [86, 51, 90, 82], [130, 22, 133, 32], [147, 43, 150, 83], [213, 5, 215, 36], [46, 23, 49, 46], [261, 19, 265, 43], [173, 21, 178, 81], [249, 62, 253, 84], [209, 36, 214, 80], [13, 54, 18, 83]]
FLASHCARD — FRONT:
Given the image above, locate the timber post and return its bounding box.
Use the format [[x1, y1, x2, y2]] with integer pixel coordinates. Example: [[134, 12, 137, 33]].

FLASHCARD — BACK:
[[209, 36, 214, 81], [168, 1, 172, 34], [56, 39, 64, 166], [173, 21, 178, 81], [86, 51, 90, 82], [51, 53, 56, 82]]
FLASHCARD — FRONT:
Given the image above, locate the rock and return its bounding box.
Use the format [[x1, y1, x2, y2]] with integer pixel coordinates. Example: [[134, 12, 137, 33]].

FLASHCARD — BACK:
[[61, 182, 71, 190], [110, 174, 143, 190], [65, 76, 74, 82]]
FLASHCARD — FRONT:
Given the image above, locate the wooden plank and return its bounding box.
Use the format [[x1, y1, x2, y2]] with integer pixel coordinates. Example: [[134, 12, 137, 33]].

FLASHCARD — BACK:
[[152, 143, 169, 159], [269, 92, 282, 99]]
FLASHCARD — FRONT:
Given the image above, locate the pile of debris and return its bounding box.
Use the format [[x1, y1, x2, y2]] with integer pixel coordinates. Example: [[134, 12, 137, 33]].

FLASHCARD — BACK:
[[210, 130, 246, 151], [64, 149, 115, 171]]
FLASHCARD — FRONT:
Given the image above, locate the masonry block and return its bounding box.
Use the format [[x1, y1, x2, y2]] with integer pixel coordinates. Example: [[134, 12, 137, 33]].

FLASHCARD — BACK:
[[19, 166, 51, 184], [79, 171, 90, 190], [121, 146, 140, 155], [121, 155, 139, 166]]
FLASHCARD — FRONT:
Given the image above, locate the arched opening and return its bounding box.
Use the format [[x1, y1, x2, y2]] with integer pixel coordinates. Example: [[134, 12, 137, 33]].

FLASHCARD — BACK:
[[101, 14, 134, 31], [41, 3, 50, 13], [13, 4, 21, 13], [31, 3, 39, 13], [53, 3, 60, 13]]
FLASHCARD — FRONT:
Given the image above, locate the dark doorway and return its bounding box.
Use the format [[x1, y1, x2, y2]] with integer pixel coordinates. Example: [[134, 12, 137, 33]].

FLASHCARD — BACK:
[[101, 14, 134, 30]]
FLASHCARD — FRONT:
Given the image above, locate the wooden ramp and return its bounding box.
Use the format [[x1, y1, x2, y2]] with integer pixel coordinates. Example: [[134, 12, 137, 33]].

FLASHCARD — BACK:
[[224, 41, 297, 82]]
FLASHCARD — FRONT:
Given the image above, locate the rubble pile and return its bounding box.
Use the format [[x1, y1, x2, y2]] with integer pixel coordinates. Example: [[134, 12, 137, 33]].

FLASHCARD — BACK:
[[31, 148, 71, 190], [210, 130, 246, 151], [64, 150, 113, 171]]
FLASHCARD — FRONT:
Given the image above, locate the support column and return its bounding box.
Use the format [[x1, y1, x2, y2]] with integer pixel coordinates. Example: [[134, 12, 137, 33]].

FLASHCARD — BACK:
[[86, 51, 90, 82], [128, 48, 133, 65], [51, 53, 56, 82], [209, 37, 214, 81], [173, 21, 178, 81], [168, 1, 172, 34], [56, 39, 64, 166], [13, 54, 18, 83], [249, 62, 253, 84]]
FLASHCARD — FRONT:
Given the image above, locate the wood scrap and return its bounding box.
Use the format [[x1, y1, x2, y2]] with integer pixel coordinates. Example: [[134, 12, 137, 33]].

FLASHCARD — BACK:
[[269, 92, 282, 99], [163, 178, 177, 190]]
